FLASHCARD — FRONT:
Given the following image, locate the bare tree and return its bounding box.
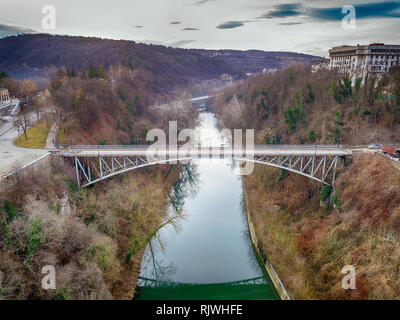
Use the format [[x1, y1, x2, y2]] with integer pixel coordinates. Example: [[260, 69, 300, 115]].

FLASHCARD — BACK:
[[50, 104, 74, 129], [14, 111, 31, 140], [31, 96, 42, 121], [21, 79, 38, 98]]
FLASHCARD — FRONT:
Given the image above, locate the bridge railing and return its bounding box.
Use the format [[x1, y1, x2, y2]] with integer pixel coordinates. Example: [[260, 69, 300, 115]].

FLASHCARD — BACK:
[[67, 144, 346, 150]]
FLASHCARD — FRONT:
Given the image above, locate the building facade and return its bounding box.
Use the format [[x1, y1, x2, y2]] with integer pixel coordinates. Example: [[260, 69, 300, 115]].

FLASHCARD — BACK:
[[311, 62, 328, 73], [328, 43, 400, 81], [0, 88, 9, 104]]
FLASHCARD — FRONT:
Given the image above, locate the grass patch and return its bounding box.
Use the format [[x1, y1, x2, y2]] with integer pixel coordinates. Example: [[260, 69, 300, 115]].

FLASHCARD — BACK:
[[14, 121, 51, 148], [57, 129, 66, 145]]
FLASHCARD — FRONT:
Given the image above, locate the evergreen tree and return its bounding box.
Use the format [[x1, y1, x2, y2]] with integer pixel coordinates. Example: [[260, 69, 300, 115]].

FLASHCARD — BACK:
[[88, 64, 97, 78]]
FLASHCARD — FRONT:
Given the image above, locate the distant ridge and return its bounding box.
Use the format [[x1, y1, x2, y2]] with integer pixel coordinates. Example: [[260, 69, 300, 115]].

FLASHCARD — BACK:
[[0, 34, 243, 84], [0, 34, 323, 82], [191, 49, 324, 73]]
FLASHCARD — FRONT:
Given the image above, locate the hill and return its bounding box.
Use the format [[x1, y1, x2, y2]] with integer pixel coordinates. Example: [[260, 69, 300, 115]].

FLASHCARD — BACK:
[[0, 34, 243, 86], [0, 34, 324, 83], [213, 64, 400, 145], [191, 49, 325, 74], [213, 63, 400, 299]]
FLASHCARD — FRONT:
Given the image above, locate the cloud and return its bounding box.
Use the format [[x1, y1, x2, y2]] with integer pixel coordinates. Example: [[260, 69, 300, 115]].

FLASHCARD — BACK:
[[194, 0, 216, 6], [259, 3, 304, 19], [170, 21, 181, 25], [309, 1, 400, 21], [182, 27, 199, 31], [0, 23, 36, 38], [216, 21, 245, 29], [259, 1, 400, 21], [278, 22, 305, 25]]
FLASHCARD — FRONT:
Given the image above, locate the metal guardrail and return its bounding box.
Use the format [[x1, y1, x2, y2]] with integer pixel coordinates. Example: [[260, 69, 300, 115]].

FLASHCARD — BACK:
[[67, 144, 346, 150], [2, 153, 51, 180]]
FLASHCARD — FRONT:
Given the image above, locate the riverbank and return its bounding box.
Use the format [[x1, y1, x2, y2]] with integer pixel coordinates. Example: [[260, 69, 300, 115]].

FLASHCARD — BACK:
[[241, 154, 400, 299], [135, 112, 278, 300], [0, 157, 182, 299], [79, 165, 183, 299], [242, 178, 290, 300]]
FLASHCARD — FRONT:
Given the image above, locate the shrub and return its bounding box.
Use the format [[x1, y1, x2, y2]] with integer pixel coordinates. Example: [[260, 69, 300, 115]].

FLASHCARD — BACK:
[[24, 217, 44, 265], [320, 185, 332, 202], [285, 104, 301, 130], [331, 77, 352, 104], [333, 128, 341, 143], [333, 111, 343, 125], [331, 192, 342, 208], [3, 201, 19, 222], [307, 130, 316, 143], [395, 83, 400, 106], [277, 168, 289, 182], [305, 82, 315, 103]]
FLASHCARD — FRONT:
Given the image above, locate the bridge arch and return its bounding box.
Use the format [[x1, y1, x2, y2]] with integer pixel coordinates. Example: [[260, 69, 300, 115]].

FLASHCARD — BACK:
[[69, 152, 340, 188]]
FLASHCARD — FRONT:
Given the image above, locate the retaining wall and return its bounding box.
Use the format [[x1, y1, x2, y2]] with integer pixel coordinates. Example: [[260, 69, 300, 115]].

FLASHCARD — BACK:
[[242, 180, 291, 300]]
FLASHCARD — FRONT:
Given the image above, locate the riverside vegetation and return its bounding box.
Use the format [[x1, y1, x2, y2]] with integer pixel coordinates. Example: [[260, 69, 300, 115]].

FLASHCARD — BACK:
[[213, 65, 400, 299], [0, 59, 199, 299], [0, 158, 183, 299], [0, 34, 324, 300]]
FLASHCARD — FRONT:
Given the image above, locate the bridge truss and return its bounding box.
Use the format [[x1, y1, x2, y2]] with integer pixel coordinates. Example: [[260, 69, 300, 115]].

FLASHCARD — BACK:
[[71, 153, 339, 188]]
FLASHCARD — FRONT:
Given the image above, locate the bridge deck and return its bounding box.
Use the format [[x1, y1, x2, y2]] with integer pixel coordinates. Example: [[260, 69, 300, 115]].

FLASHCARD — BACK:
[[55, 145, 352, 158]]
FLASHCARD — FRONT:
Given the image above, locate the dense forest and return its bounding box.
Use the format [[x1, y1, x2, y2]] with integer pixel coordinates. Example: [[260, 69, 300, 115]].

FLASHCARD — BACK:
[[214, 66, 400, 299], [192, 49, 324, 73], [0, 34, 323, 83], [48, 64, 199, 145], [0, 34, 243, 84], [213, 64, 400, 145]]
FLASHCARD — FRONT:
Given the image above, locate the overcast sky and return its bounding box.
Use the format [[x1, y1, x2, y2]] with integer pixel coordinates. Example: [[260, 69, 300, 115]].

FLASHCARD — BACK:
[[0, 0, 399, 56]]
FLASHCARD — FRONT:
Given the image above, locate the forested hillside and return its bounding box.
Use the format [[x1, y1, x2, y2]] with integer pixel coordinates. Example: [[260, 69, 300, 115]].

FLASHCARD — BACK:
[[0, 34, 205, 299], [0, 34, 243, 84], [213, 64, 400, 145], [214, 65, 400, 299], [49, 65, 199, 145], [0, 34, 324, 83], [192, 49, 324, 74]]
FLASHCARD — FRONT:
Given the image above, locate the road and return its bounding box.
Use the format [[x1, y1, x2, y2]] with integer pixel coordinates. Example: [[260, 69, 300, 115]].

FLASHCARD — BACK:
[[57, 145, 353, 158], [188, 95, 213, 102], [0, 114, 49, 178]]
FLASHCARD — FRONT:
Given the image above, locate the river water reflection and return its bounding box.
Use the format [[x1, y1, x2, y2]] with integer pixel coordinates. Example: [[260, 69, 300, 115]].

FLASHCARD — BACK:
[[136, 112, 278, 300]]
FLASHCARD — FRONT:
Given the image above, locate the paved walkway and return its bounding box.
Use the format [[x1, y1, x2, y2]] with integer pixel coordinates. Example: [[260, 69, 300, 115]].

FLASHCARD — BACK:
[[45, 123, 58, 149], [0, 115, 49, 178]]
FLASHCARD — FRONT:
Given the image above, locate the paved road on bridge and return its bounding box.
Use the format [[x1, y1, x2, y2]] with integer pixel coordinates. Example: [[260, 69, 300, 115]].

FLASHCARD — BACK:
[[57, 145, 354, 158]]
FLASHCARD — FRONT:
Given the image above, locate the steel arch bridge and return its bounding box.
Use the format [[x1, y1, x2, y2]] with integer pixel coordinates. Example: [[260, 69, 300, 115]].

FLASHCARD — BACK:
[[54, 145, 351, 188]]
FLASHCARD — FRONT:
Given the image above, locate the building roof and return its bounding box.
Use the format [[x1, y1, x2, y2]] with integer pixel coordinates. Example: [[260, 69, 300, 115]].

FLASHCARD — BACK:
[[329, 43, 400, 55], [382, 146, 398, 155]]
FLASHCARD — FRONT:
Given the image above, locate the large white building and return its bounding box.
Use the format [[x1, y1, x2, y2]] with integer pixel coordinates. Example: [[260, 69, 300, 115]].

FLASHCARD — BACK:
[[0, 88, 9, 105], [0, 88, 20, 118], [328, 43, 400, 81]]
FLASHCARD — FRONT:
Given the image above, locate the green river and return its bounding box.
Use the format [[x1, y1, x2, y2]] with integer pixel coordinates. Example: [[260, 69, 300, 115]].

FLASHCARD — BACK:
[[135, 111, 279, 300]]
